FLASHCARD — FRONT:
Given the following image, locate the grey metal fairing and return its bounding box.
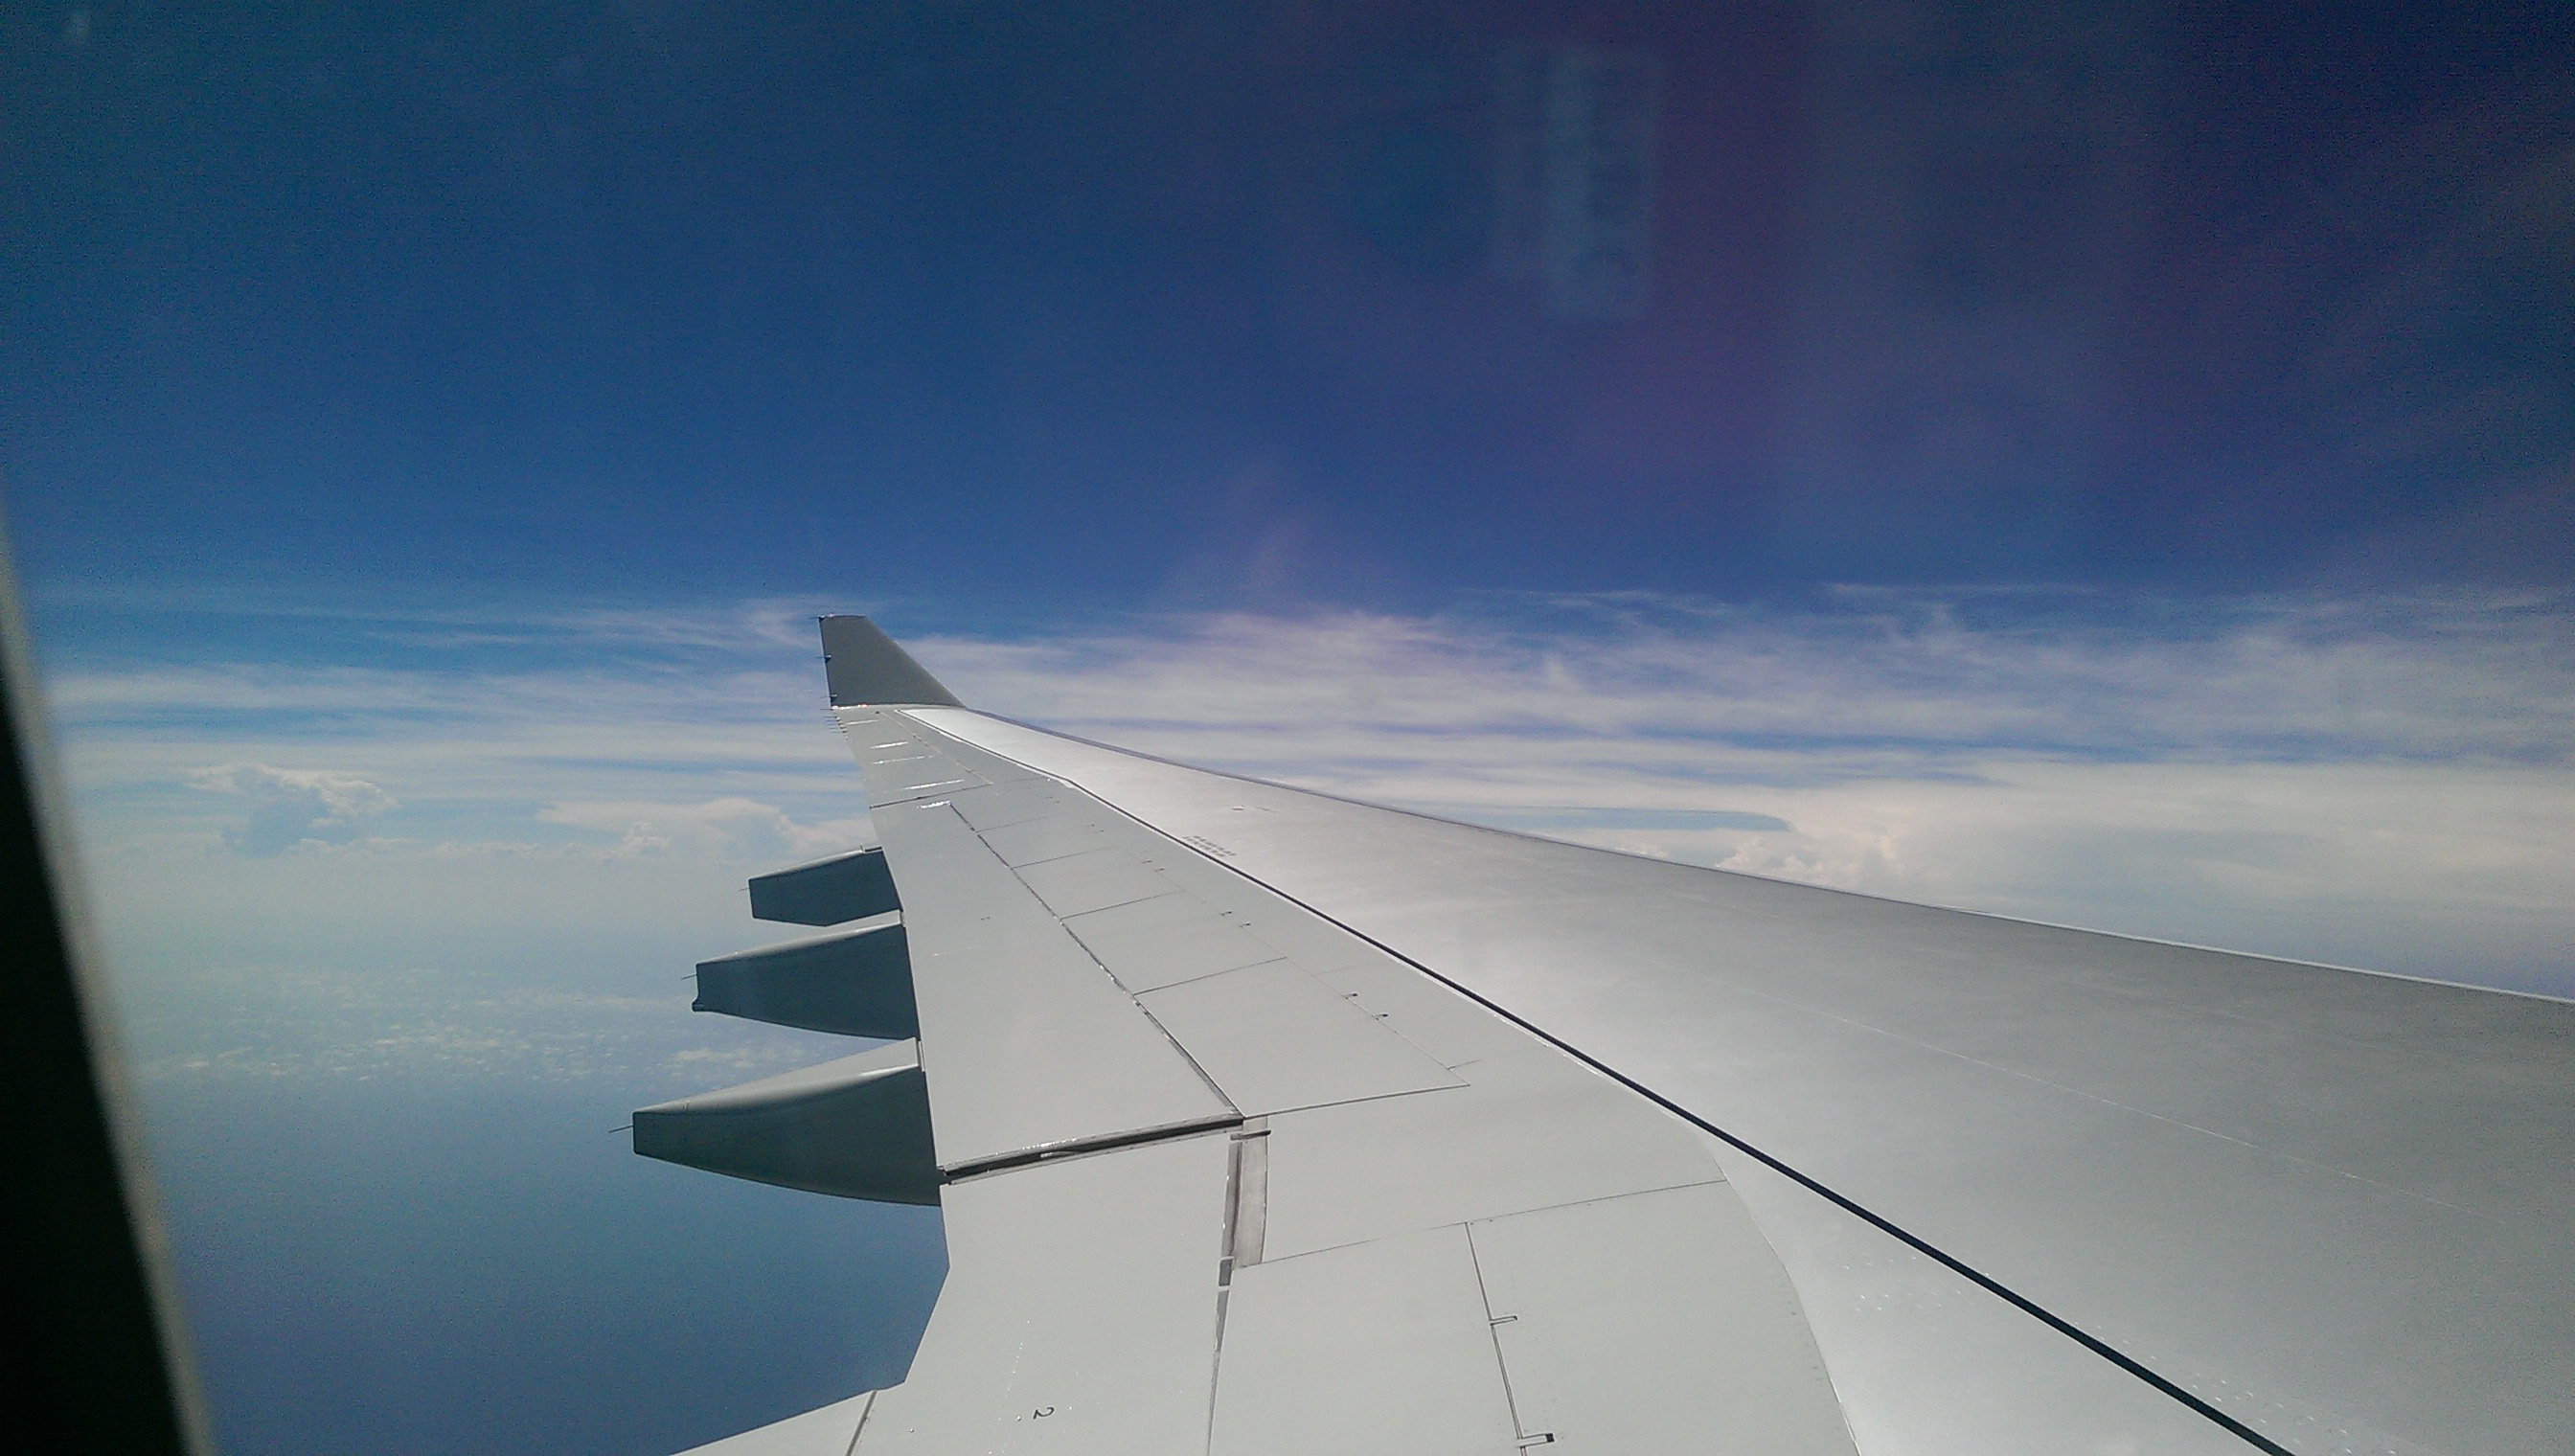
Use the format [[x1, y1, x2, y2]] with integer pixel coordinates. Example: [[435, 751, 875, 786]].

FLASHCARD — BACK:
[[634, 1039, 941, 1205], [903, 707, 2575, 1456], [692, 916, 919, 1038]]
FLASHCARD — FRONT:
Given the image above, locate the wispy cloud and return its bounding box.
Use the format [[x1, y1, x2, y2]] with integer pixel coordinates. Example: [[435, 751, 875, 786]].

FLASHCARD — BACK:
[[920, 588, 2575, 771]]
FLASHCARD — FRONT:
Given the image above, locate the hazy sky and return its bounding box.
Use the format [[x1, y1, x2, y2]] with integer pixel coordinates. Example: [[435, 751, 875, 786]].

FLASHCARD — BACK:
[[8, 3, 2571, 1454]]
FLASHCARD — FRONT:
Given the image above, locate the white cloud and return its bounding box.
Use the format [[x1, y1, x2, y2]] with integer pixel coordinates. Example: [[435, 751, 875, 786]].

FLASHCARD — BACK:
[[537, 797, 873, 861], [903, 590, 2575, 991], [916, 588, 2575, 770], [185, 762, 401, 857]]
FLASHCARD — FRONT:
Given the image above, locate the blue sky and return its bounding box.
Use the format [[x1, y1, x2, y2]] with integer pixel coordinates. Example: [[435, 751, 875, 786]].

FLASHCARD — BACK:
[[10, 0, 2571, 609], [7, 4, 2572, 1454]]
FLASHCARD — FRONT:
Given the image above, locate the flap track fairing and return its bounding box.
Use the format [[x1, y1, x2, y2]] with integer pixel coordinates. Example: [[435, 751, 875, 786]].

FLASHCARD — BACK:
[[632, 1040, 941, 1206], [694, 920, 920, 1039]]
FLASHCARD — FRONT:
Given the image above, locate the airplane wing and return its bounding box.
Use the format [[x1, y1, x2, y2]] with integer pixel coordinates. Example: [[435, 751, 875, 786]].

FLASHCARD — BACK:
[[636, 616, 2574, 1456]]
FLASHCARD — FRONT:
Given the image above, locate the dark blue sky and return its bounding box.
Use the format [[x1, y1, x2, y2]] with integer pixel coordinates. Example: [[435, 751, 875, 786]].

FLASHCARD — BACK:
[[7, 1, 2569, 626]]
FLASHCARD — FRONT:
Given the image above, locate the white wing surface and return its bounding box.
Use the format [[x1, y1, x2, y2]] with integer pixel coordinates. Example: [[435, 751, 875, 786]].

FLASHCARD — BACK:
[[641, 618, 2573, 1456]]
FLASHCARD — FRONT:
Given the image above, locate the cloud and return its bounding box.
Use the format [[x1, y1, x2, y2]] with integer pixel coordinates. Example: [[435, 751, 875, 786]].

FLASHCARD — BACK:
[[916, 588, 2575, 772], [47, 584, 2575, 1053], [906, 590, 2575, 991], [537, 797, 873, 861], [186, 763, 399, 857], [120, 959, 855, 1088]]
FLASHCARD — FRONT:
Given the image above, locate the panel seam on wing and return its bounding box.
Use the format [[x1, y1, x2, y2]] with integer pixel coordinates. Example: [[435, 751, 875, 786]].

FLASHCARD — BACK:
[[940, 1113, 1245, 1183]]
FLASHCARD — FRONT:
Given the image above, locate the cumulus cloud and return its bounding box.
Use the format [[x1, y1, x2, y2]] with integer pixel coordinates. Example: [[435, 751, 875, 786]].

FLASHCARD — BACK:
[[186, 763, 400, 857]]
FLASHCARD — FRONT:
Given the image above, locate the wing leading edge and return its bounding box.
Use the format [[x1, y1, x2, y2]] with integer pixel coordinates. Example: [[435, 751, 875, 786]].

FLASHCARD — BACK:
[[640, 618, 2573, 1456]]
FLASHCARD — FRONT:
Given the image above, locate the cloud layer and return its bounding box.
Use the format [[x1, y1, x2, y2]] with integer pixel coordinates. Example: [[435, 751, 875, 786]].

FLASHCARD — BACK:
[[905, 590, 2575, 992], [42, 582, 2575, 1089], [921, 588, 2575, 770]]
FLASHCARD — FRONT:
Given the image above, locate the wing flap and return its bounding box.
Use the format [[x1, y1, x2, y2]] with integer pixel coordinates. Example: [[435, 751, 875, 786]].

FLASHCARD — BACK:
[[1207, 1224, 1520, 1456], [866, 787, 1238, 1172], [857, 1131, 1235, 1454]]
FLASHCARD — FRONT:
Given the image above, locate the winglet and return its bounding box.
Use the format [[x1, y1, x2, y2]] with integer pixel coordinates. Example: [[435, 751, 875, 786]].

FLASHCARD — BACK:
[[820, 616, 964, 708]]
